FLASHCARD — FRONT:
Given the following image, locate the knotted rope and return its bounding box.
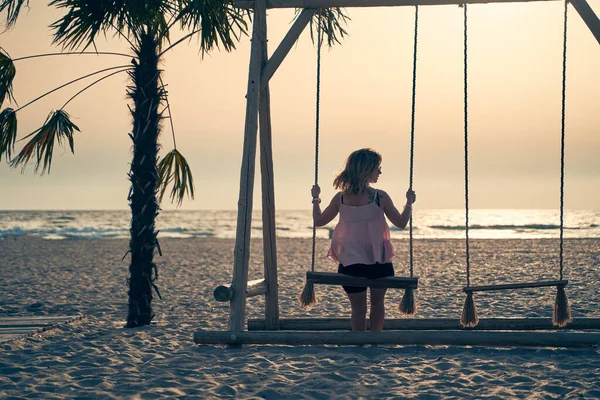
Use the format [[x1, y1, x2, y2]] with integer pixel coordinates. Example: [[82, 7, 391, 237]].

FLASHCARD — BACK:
[[399, 5, 420, 316], [300, 9, 324, 307], [460, 3, 478, 328]]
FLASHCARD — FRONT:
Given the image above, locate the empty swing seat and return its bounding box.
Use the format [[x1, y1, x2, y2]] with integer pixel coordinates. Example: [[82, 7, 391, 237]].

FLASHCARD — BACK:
[[463, 280, 568, 293], [307, 271, 418, 289]]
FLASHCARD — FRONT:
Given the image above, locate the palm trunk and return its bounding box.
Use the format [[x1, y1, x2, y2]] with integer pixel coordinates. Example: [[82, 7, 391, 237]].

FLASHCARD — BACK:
[[125, 29, 163, 328]]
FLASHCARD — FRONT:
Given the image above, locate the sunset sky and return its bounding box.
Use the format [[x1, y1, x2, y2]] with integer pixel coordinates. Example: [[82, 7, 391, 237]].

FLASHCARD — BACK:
[[1, 1, 599, 210]]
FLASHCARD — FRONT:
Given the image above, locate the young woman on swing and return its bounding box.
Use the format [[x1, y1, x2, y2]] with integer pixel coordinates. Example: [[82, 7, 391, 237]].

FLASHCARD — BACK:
[[311, 148, 416, 332]]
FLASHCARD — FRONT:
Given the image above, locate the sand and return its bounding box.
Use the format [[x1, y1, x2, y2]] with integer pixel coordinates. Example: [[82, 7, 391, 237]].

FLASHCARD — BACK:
[[1, 236, 599, 399]]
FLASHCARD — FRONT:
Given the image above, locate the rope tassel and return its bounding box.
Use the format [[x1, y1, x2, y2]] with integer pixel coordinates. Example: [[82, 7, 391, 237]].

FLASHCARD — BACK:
[[299, 280, 317, 308], [399, 287, 416, 316], [553, 285, 572, 327], [460, 291, 479, 328]]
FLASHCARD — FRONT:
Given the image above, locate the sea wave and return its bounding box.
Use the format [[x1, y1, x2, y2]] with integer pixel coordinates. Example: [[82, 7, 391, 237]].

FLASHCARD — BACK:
[[0, 226, 215, 240], [428, 224, 591, 231], [0, 227, 129, 240], [430, 224, 593, 231], [1, 209, 599, 240]]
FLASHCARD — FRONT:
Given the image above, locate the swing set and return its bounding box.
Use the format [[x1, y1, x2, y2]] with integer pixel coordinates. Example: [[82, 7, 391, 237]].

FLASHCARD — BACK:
[[195, 0, 600, 347]]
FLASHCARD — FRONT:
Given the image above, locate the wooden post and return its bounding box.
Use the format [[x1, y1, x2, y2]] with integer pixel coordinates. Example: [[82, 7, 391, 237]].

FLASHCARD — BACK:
[[229, 0, 265, 332], [257, 0, 280, 330]]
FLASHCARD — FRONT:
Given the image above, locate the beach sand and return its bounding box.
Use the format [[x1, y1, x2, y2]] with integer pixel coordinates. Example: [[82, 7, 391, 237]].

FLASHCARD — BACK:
[[1, 237, 599, 398]]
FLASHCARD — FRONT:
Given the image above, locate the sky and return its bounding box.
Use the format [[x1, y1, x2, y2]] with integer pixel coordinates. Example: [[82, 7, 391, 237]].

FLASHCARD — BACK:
[[0, 1, 599, 211]]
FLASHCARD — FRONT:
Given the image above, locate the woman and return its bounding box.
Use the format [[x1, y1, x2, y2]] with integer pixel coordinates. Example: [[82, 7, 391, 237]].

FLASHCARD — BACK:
[[311, 148, 416, 332]]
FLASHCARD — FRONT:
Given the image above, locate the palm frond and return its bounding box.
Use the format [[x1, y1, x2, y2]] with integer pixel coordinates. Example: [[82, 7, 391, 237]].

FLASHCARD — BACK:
[[126, 0, 174, 44], [11, 109, 80, 174], [157, 148, 195, 206], [0, 48, 16, 107], [13, 65, 131, 115], [306, 7, 350, 47], [49, 0, 176, 51], [0, 0, 29, 29], [49, 0, 128, 50], [176, 0, 249, 55], [0, 107, 16, 162]]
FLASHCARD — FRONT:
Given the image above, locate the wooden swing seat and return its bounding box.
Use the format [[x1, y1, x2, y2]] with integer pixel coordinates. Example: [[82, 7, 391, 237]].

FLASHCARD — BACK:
[[463, 280, 568, 293], [307, 271, 418, 289]]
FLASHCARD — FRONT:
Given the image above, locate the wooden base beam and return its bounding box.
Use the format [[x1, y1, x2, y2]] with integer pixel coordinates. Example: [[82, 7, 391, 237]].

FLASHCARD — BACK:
[[248, 317, 600, 331], [194, 329, 600, 347]]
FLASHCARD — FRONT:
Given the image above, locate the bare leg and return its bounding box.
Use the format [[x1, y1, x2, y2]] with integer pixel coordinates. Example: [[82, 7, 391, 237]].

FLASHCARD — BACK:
[[369, 288, 388, 332], [347, 291, 367, 331]]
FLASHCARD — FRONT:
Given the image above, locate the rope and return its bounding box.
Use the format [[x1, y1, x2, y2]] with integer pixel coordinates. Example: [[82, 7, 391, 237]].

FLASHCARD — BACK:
[[408, 5, 419, 278], [310, 10, 323, 274], [463, 3, 471, 288], [559, 0, 568, 280]]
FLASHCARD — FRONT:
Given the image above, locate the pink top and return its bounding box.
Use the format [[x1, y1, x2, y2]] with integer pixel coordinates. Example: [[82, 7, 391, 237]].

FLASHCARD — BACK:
[[327, 190, 395, 267]]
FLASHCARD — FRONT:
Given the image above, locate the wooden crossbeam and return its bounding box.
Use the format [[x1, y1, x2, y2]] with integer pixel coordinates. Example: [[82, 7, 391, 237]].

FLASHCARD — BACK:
[[261, 9, 316, 90], [194, 329, 600, 347], [236, 0, 558, 9], [307, 271, 418, 288], [236, 0, 600, 47], [214, 278, 268, 302], [571, 0, 600, 45], [463, 280, 568, 292], [248, 317, 600, 330]]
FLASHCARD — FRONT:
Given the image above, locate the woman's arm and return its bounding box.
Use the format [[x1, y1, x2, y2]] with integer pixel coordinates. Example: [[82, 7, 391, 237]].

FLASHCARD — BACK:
[[380, 189, 416, 229], [312, 185, 340, 227]]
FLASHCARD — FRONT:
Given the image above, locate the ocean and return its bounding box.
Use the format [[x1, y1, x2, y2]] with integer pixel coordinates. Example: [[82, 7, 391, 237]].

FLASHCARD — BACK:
[[1, 209, 599, 240]]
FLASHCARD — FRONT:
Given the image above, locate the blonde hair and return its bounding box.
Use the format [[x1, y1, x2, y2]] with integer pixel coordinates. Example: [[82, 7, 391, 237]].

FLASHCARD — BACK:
[[333, 148, 382, 195]]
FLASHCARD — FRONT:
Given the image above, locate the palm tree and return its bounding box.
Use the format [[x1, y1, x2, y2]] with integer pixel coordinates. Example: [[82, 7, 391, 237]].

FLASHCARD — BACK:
[[0, 0, 248, 327], [0, 0, 348, 328]]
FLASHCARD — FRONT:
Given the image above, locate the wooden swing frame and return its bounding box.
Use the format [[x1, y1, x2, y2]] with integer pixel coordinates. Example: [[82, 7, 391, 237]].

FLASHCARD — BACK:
[[195, 0, 600, 347]]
